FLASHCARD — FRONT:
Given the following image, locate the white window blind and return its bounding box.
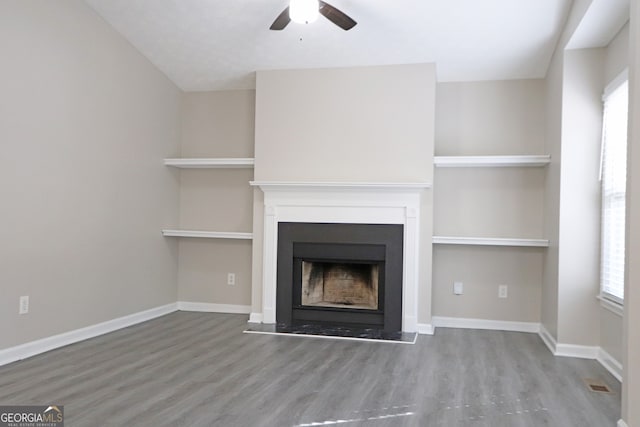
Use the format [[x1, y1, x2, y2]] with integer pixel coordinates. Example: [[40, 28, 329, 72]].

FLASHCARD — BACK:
[[600, 75, 628, 304]]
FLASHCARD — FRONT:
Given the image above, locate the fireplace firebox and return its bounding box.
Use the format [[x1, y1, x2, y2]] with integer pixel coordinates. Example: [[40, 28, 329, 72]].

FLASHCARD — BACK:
[[301, 261, 379, 310], [277, 223, 403, 332]]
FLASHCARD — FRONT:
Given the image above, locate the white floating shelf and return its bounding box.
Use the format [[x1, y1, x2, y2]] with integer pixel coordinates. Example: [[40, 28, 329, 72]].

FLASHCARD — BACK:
[[433, 236, 549, 247], [434, 155, 550, 168], [162, 229, 253, 240], [164, 158, 254, 168]]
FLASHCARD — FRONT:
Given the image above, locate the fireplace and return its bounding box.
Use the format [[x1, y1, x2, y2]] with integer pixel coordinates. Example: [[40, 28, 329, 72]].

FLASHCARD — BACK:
[[250, 181, 427, 333], [277, 223, 403, 332]]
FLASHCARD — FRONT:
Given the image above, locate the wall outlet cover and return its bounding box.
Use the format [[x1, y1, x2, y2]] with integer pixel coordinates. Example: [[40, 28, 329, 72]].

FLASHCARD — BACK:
[[453, 281, 463, 295], [19, 296, 29, 314], [498, 285, 508, 298]]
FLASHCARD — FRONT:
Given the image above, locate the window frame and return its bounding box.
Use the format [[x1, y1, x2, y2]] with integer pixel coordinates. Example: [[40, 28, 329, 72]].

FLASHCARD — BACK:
[[599, 68, 629, 308]]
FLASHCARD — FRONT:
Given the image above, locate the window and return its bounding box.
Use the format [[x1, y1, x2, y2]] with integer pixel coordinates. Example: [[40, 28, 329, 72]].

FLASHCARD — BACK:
[[600, 71, 629, 304]]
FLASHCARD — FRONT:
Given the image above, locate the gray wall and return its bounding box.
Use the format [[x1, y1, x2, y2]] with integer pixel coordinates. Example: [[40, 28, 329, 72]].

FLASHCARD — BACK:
[[432, 246, 543, 322], [0, 0, 181, 349], [435, 80, 545, 156], [605, 23, 630, 83], [254, 65, 435, 183], [541, 0, 594, 343], [542, 0, 628, 353], [542, 39, 563, 339], [177, 91, 255, 306], [557, 47, 603, 346], [433, 80, 546, 322], [623, 1, 639, 423]]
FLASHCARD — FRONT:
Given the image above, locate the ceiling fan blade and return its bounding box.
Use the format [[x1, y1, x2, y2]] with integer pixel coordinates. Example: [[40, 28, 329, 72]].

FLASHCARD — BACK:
[[270, 6, 291, 30], [319, 1, 357, 30]]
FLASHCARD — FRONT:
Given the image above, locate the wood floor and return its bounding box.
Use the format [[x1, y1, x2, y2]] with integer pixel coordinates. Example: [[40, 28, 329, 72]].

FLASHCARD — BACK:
[[0, 312, 620, 426]]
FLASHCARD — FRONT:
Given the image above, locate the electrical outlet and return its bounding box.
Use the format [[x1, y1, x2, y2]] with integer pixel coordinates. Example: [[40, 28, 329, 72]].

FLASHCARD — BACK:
[[19, 296, 29, 314], [453, 281, 463, 295], [498, 285, 508, 299], [227, 273, 236, 286]]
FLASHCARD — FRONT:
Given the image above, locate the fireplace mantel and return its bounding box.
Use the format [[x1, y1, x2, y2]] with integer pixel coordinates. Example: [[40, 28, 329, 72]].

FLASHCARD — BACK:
[[251, 180, 428, 333], [250, 181, 432, 191]]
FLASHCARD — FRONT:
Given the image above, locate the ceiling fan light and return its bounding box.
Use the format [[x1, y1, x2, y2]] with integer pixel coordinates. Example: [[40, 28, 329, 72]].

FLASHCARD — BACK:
[[289, 0, 319, 24]]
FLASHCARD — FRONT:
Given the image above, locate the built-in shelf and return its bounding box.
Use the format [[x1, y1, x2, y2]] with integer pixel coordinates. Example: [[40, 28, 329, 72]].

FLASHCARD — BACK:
[[432, 236, 549, 247], [162, 229, 253, 240], [164, 158, 254, 168], [434, 155, 551, 168]]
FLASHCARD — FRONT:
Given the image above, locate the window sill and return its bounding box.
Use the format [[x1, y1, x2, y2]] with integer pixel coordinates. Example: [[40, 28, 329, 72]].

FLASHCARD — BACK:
[[597, 295, 624, 317]]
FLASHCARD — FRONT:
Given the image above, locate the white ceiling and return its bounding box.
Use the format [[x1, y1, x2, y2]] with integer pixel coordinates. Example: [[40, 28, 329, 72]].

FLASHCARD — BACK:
[[85, 0, 574, 92]]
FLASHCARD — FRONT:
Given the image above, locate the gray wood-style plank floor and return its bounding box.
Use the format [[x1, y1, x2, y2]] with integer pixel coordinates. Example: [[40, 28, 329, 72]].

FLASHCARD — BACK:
[[0, 312, 620, 426]]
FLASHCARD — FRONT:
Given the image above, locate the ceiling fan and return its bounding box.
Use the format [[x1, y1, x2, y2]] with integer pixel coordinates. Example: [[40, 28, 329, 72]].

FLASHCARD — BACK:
[[270, 0, 357, 31]]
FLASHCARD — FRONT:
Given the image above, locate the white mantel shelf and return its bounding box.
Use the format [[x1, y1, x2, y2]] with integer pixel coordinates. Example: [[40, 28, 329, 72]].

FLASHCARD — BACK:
[[433, 236, 549, 247], [162, 229, 253, 239], [164, 158, 254, 168], [250, 181, 432, 191], [434, 155, 551, 168]]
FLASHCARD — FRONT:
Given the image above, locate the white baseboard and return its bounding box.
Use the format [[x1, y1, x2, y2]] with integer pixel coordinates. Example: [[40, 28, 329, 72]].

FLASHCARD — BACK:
[[434, 319, 609, 365], [617, 420, 628, 427], [248, 312, 263, 323], [0, 302, 178, 367], [416, 323, 434, 335], [538, 324, 599, 359], [432, 316, 541, 333], [597, 348, 623, 382], [538, 324, 557, 354], [177, 301, 251, 314], [555, 343, 599, 359], [2, 305, 623, 386], [0, 301, 254, 367], [538, 324, 621, 379]]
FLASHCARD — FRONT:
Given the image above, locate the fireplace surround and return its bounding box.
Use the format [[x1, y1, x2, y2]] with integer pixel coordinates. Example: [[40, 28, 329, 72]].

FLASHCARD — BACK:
[[250, 181, 429, 333], [277, 222, 403, 331]]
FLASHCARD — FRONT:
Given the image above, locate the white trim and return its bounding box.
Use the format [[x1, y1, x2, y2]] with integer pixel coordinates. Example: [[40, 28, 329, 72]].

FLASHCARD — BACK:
[[248, 312, 263, 323], [0, 303, 178, 367], [539, 325, 623, 377], [433, 236, 549, 247], [555, 343, 600, 359], [177, 302, 251, 314], [250, 181, 432, 191], [597, 348, 623, 382], [432, 316, 541, 333], [162, 229, 253, 240], [539, 323, 599, 359], [597, 294, 624, 317], [434, 155, 551, 168], [416, 323, 435, 335], [538, 324, 557, 354], [617, 420, 629, 427], [603, 68, 629, 100], [164, 158, 254, 168]]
